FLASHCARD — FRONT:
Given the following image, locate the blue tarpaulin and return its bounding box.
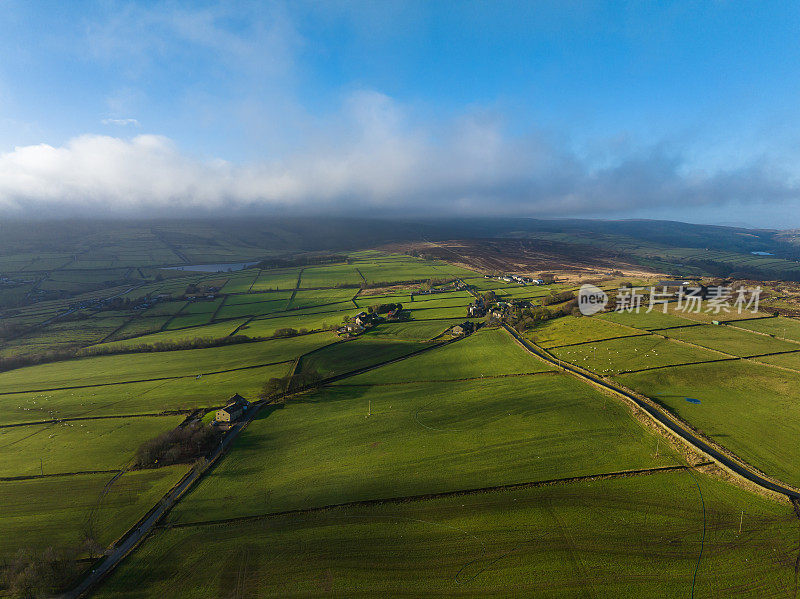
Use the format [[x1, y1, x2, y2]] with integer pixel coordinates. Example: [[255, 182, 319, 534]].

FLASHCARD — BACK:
[[685, 397, 701, 404]]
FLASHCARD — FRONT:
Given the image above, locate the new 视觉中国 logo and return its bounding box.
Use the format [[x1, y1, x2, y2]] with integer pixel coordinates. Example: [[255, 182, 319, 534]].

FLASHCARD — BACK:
[[578, 284, 608, 315]]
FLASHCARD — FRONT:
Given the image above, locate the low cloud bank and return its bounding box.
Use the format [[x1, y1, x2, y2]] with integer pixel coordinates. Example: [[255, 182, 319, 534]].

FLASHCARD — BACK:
[[1, 92, 797, 219]]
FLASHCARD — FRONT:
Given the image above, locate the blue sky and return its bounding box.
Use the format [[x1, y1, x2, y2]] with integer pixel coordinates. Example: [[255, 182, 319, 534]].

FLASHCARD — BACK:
[[1, 1, 799, 225]]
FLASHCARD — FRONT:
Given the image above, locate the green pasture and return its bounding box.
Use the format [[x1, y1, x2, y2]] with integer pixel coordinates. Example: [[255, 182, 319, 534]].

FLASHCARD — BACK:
[[729, 316, 800, 342], [169, 374, 676, 522], [214, 299, 288, 320], [598, 308, 695, 330], [616, 359, 800, 487], [361, 319, 481, 342], [0, 466, 186, 560], [342, 328, 553, 384], [0, 415, 184, 476], [528, 315, 645, 348], [248, 268, 301, 292], [297, 338, 427, 379], [287, 288, 357, 310], [224, 290, 293, 305], [97, 470, 795, 598], [660, 324, 798, 357], [299, 264, 363, 288], [0, 362, 291, 424], [550, 334, 724, 374], [242, 311, 357, 336], [407, 305, 472, 320], [0, 334, 336, 394], [89, 319, 247, 349]]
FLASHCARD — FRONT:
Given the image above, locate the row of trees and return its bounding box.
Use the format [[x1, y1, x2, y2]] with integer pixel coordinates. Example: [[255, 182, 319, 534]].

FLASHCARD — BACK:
[[133, 423, 220, 469]]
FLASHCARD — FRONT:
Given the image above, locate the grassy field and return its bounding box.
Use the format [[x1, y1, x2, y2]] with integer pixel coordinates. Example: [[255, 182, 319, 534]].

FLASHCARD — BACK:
[[1, 362, 292, 424], [528, 315, 645, 348], [297, 338, 428, 379], [361, 319, 482, 341], [0, 466, 187, 559], [550, 334, 724, 374], [89, 319, 248, 349], [0, 334, 336, 393], [729, 316, 800, 342], [214, 298, 288, 320], [598, 309, 696, 330], [97, 470, 797, 598], [617, 359, 800, 488], [658, 324, 799, 357], [341, 328, 554, 384], [168, 374, 677, 523], [299, 264, 363, 288], [407, 305, 473, 320], [248, 268, 301, 291], [242, 310, 358, 337], [288, 288, 357, 310], [0, 415, 184, 476]]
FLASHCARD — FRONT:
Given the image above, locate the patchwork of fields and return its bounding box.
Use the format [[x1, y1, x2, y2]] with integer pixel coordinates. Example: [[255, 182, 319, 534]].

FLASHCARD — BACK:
[[1, 248, 799, 597]]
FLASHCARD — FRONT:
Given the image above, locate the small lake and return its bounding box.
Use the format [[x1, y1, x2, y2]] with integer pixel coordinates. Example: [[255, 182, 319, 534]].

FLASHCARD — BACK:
[[751, 251, 774, 256], [161, 261, 259, 272]]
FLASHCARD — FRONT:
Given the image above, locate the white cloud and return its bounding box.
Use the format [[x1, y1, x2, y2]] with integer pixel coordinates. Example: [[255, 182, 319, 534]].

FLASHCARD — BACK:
[[101, 118, 140, 127], [1, 91, 798, 221]]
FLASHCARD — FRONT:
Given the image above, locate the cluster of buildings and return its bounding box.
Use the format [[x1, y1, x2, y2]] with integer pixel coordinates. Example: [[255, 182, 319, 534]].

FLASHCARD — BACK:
[[486, 274, 545, 285], [337, 308, 402, 338], [467, 296, 487, 317]]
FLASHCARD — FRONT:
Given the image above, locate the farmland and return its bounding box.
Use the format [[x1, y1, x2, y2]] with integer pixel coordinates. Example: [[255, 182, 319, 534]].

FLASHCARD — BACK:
[[168, 373, 678, 523], [0, 224, 799, 597], [97, 469, 797, 599]]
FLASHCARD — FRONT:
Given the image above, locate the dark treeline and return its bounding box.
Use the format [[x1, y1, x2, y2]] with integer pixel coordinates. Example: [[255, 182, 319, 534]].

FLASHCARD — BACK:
[[78, 334, 262, 358], [133, 423, 220, 469], [255, 254, 349, 269], [2, 546, 82, 598]]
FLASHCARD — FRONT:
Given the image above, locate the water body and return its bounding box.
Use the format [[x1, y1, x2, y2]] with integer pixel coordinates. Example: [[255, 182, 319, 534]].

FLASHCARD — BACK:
[[751, 251, 774, 256], [161, 261, 259, 272]]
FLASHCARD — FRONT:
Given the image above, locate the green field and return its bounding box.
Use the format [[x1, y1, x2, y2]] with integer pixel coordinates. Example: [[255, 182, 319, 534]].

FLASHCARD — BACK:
[[0, 415, 184, 476], [528, 315, 646, 348], [297, 338, 428, 379], [361, 318, 481, 341], [729, 316, 800, 342], [617, 359, 800, 487], [168, 374, 676, 523], [1, 362, 292, 424], [90, 319, 248, 349], [1, 228, 799, 597], [598, 309, 696, 330], [98, 469, 796, 598], [341, 328, 554, 384], [299, 264, 363, 288], [550, 334, 724, 374], [0, 335, 336, 394], [1, 467, 186, 559], [658, 324, 799, 357], [248, 268, 301, 291]]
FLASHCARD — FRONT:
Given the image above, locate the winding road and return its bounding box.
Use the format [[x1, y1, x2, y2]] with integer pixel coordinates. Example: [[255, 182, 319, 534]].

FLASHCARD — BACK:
[[501, 322, 800, 501]]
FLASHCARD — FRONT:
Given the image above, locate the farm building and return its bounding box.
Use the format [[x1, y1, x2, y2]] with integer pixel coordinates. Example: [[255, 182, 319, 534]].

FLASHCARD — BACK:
[[215, 394, 251, 423]]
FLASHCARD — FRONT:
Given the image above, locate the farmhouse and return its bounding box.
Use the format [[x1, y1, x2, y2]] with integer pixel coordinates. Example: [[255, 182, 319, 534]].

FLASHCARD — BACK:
[[215, 394, 251, 424], [450, 321, 476, 337]]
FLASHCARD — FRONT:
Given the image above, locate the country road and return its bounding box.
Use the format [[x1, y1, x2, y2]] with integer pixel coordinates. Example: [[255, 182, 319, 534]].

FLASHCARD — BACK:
[[62, 405, 259, 599], [501, 323, 800, 501]]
